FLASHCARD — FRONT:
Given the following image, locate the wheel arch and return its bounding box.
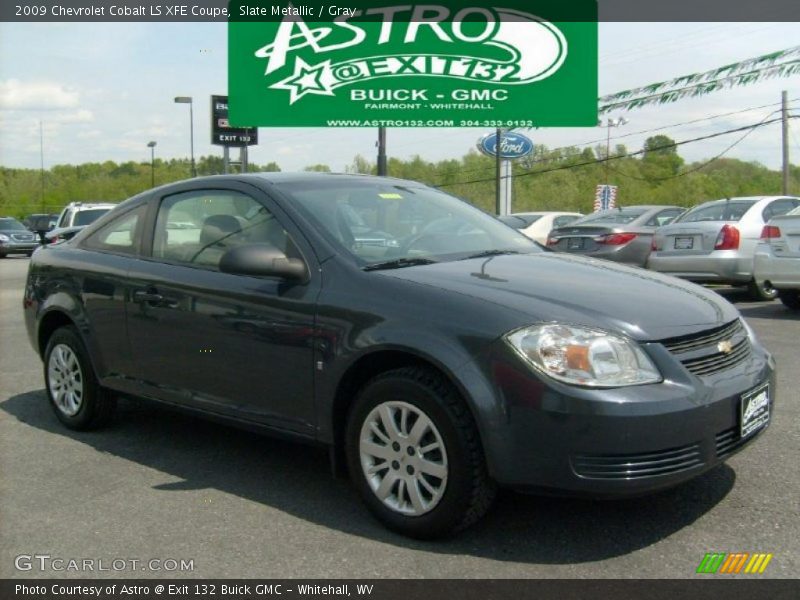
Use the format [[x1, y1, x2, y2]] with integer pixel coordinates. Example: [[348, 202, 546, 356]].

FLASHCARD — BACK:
[[37, 309, 77, 358], [328, 347, 483, 478]]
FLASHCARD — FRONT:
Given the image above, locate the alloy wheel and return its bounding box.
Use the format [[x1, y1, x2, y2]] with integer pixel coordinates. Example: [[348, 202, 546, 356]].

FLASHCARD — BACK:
[[47, 343, 84, 416], [358, 401, 448, 516]]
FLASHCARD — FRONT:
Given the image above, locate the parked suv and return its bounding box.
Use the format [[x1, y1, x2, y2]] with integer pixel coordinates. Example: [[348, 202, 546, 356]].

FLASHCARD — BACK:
[[46, 202, 116, 244], [23, 213, 59, 243], [648, 196, 800, 300], [0, 217, 38, 257]]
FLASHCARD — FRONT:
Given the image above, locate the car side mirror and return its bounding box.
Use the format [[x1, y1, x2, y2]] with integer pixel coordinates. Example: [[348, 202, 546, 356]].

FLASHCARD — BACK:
[[219, 244, 308, 281]]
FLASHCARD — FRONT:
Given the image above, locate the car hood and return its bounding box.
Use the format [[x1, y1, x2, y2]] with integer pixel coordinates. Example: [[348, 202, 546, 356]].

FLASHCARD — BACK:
[[378, 252, 739, 341]]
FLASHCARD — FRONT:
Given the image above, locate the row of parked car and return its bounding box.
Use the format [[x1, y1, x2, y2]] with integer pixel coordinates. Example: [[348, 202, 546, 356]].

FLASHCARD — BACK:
[[502, 195, 800, 307], [0, 202, 116, 258]]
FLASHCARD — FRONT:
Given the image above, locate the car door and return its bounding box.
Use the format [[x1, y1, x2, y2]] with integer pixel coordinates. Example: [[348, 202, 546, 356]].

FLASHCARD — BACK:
[[124, 183, 320, 435], [75, 202, 151, 381]]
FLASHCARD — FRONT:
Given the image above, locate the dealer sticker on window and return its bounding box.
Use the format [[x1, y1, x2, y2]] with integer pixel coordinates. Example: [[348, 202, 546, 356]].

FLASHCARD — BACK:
[[740, 383, 770, 439]]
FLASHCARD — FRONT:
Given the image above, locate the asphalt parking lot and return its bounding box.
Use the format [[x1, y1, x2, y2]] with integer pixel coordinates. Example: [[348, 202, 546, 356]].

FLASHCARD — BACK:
[[0, 255, 798, 579]]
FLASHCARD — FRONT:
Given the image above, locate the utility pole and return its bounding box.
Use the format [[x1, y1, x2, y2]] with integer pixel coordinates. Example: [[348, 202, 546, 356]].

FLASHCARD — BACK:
[[495, 128, 502, 215], [39, 120, 45, 213], [377, 127, 387, 176], [782, 90, 790, 195]]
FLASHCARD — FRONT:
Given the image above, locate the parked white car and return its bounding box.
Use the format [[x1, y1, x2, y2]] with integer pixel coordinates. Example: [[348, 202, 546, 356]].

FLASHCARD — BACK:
[[648, 196, 800, 300], [754, 205, 800, 310], [499, 211, 583, 245]]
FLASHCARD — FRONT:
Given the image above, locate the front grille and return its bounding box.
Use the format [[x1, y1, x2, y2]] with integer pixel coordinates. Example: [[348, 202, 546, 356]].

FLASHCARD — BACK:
[[572, 443, 704, 480], [11, 233, 35, 242], [680, 339, 751, 376], [662, 319, 744, 354], [661, 319, 751, 377]]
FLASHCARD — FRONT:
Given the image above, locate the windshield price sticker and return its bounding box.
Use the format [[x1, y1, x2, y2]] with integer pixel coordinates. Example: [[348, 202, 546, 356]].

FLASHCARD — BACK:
[[229, 1, 597, 127]]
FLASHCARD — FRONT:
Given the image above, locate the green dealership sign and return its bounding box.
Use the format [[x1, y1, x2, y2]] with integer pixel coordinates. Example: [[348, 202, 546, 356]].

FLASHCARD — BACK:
[[228, 2, 597, 127]]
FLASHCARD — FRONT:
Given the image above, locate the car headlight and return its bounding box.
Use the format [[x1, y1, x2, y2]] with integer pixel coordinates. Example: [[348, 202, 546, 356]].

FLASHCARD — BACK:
[[505, 323, 662, 388], [0, 234, 9, 242]]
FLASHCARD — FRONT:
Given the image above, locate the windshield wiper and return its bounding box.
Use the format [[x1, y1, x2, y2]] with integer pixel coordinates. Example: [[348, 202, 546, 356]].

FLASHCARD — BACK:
[[363, 257, 438, 271], [460, 249, 521, 260]]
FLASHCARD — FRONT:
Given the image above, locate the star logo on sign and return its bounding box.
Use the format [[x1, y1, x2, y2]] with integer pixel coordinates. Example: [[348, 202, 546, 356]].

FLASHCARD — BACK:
[[270, 57, 335, 104]]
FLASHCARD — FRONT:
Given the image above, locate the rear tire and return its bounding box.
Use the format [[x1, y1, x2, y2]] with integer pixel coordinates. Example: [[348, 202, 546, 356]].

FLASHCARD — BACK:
[[345, 366, 495, 539], [44, 326, 116, 430], [747, 279, 778, 301], [778, 290, 800, 311]]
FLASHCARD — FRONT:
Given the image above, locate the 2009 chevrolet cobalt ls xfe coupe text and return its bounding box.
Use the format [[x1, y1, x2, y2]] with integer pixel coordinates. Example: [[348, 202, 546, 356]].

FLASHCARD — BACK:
[[24, 173, 775, 538]]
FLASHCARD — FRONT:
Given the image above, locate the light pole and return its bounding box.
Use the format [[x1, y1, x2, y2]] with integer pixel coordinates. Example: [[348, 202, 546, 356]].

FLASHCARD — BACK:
[[174, 96, 196, 177], [147, 141, 157, 187], [599, 116, 628, 183]]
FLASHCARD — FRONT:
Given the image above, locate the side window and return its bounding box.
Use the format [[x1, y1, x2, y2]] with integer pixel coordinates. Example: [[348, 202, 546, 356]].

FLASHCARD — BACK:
[[83, 205, 146, 255], [152, 189, 297, 270], [647, 209, 683, 227]]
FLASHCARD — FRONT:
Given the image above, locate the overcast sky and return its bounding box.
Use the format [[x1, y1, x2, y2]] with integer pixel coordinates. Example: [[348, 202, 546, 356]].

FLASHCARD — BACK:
[[0, 21, 799, 172]]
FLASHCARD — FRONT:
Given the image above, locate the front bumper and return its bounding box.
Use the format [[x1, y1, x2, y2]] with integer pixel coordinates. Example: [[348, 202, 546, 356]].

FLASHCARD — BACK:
[[464, 334, 775, 496], [0, 240, 38, 254], [754, 246, 800, 290], [647, 251, 753, 284]]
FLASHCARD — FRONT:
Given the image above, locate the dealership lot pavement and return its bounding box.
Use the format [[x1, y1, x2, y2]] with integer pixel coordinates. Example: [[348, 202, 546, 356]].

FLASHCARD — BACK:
[[1, 256, 798, 579]]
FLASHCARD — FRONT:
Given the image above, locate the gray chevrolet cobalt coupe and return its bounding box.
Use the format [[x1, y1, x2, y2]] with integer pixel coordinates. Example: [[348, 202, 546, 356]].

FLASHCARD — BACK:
[[24, 174, 775, 538]]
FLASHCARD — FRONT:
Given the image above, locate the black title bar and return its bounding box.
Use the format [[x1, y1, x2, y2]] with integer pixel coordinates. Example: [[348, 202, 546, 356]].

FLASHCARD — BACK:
[[2, 1, 800, 22]]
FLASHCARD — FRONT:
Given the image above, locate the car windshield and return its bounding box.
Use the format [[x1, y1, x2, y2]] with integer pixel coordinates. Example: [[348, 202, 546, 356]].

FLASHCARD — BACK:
[[0, 218, 27, 231], [787, 205, 800, 216], [572, 208, 647, 225], [277, 180, 540, 265], [676, 200, 756, 223], [73, 208, 111, 226]]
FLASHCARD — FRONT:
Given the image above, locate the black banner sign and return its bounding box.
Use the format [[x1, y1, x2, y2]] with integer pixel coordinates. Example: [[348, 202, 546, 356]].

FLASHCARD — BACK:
[[211, 95, 258, 147]]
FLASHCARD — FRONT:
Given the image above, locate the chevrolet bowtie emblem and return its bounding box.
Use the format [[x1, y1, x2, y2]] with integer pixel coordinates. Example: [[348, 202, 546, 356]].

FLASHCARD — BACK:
[[717, 340, 734, 354]]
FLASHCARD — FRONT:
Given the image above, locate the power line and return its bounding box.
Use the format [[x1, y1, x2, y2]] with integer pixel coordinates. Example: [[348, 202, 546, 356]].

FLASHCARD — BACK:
[[606, 110, 779, 183], [435, 116, 795, 188], [447, 101, 797, 182]]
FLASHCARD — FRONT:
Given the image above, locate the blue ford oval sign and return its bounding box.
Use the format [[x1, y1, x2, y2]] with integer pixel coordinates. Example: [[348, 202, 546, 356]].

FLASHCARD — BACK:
[[477, 131, 534, 159]]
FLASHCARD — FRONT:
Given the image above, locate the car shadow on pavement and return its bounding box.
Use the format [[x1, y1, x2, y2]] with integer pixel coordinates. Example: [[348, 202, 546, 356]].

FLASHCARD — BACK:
[[2, 390, 735, 565]]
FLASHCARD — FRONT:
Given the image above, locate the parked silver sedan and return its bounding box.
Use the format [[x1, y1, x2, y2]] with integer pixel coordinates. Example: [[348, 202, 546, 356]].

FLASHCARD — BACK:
[[648, 196, 800, 300], [754, 205, 800, 310], [546, 205, 684, 267]]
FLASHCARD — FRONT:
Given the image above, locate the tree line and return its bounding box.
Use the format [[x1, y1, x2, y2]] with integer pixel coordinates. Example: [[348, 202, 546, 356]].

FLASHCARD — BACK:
[[1, 136, 797, 218]]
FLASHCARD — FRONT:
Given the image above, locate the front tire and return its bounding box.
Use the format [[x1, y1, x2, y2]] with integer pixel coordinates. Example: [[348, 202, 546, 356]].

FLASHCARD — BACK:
[[44, 326, 116, 430], [778, 290, 800, 311], [747, 279, 778, 301], [345, 366, 495, 539]]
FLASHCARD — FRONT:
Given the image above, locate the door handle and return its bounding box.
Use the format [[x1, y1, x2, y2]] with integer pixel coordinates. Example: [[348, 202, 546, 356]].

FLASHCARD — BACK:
[[133, 290, 164, 304], [132, 288, 177, 308]]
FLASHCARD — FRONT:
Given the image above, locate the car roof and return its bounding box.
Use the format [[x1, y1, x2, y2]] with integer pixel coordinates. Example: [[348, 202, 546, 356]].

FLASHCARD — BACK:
[[192, 172, 434, 188], [697, 196, 799, 205], [64, 202, 117, 209], [511, 211, 582, 216], [592, 205, 680, 213]]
